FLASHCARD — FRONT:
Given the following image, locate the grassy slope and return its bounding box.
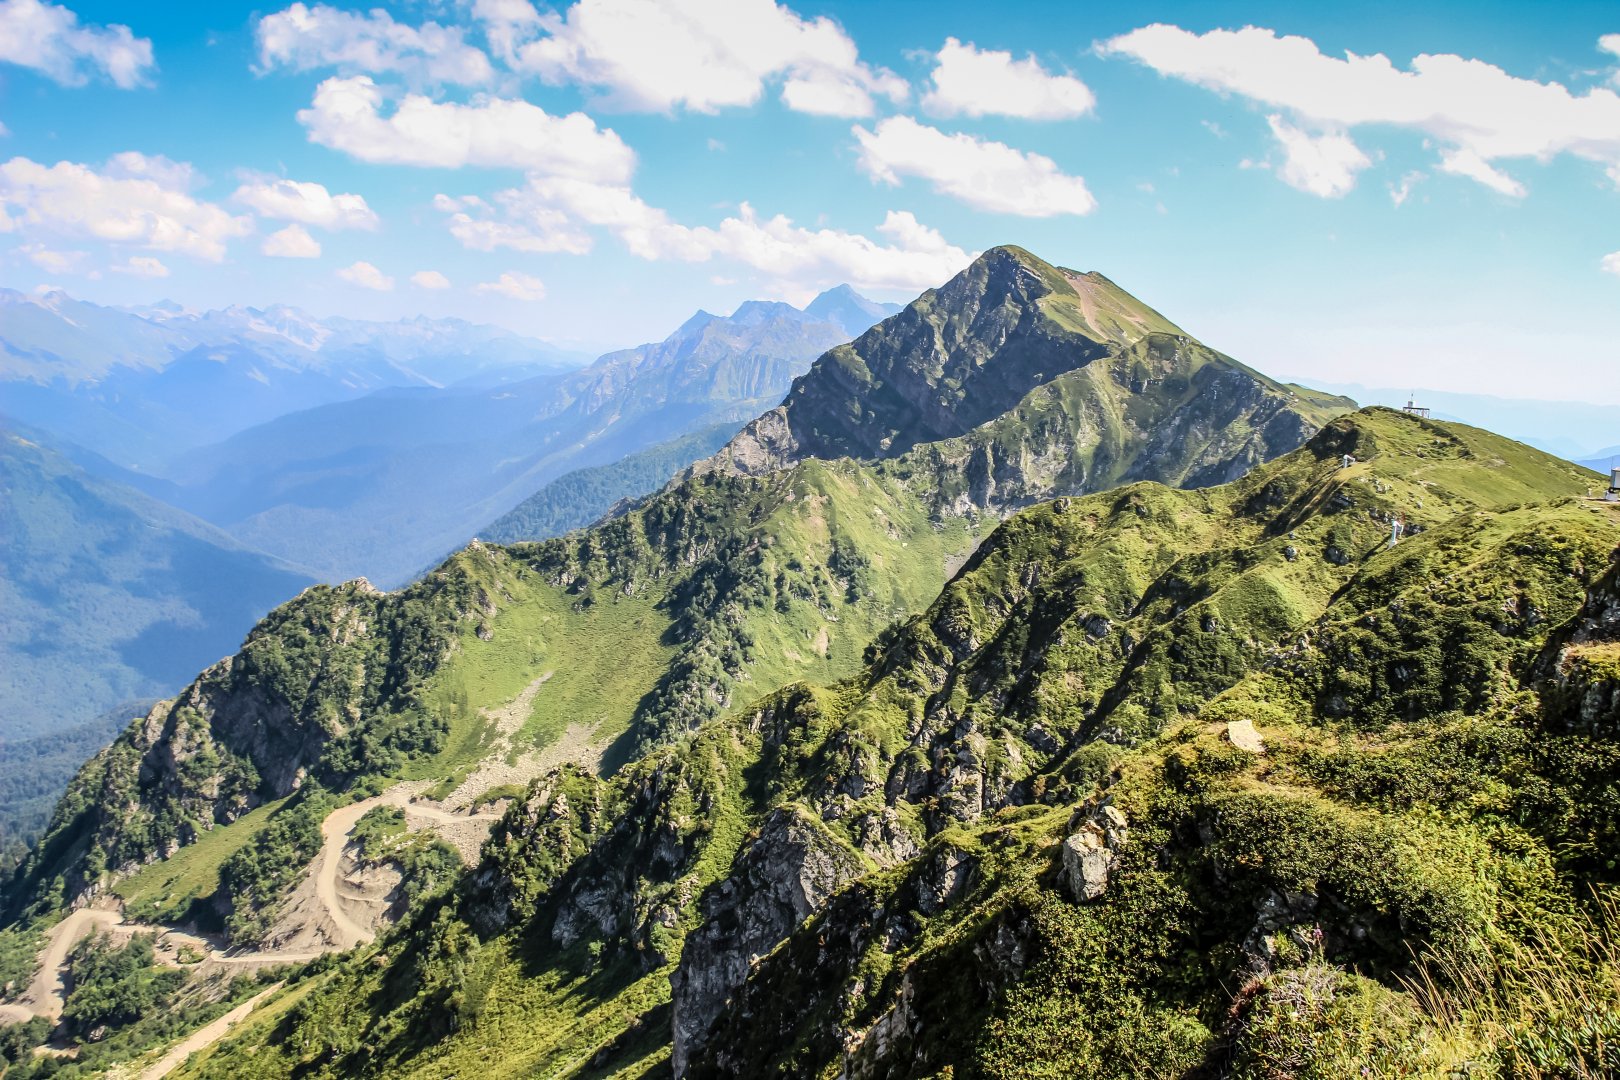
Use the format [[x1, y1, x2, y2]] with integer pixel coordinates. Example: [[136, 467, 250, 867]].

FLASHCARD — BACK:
[[177, 409, 1620, 1078], [92, 452, 987, 924]]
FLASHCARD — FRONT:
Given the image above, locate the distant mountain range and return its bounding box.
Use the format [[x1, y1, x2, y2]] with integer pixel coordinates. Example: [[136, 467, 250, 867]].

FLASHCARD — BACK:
[[0, 289, 590, 471], [156, 286, 899, 584], [0, 285, 900, 586], [0, 284, 899, 854]]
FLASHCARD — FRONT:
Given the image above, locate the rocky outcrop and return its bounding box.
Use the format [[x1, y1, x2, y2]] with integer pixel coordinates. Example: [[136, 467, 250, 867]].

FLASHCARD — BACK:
[[1537, 555, 1620, 733], [670, 807, 865, 1075], [1061, 802, 1129, 902]]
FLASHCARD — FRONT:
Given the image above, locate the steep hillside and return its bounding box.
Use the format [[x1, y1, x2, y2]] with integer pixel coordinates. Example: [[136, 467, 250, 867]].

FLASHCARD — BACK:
[[161, 288, 887, 584], [155, 409, 1620, 1080], [0, 426, 317, 879], [0, 248, 1373, 1073]]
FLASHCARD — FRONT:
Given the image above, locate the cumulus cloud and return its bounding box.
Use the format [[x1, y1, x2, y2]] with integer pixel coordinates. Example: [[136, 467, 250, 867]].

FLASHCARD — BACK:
[[262, 223, 321, 258], [113, 254, 168, 277], [337, 260, 392, 289], [233, 176, 379, 230], [1604, 251, 1620, 276], [1101, 24, 1620, 197], [0, 153, 251, 260], [257, 2, 492, 85], [101, 150, 196, 189], [922, 38, 1094, 119], [1265, 114, 1369, 197], [0, 0, 153, 88], [476, 270, 545, 300], [433, 189, 589, 254], [297, 75, 636, 180], [484, 0, 907, 117], [852, 116, 1096, 217], [410, 269, 450, 289], [438, 172, 973, 295]]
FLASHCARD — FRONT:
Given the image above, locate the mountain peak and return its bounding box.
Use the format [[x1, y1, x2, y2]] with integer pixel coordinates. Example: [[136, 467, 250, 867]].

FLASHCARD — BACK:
[[699, 246, 1310, 479], [802, 284, 902, 336]]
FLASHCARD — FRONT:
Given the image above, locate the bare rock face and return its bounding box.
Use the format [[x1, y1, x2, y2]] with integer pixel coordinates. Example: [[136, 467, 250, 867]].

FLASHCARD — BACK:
[[1061, 802, 1129, 902], [692, 405, 801, 478], [1537, 558, 1620, 733], [670, 807, 864, 1076]]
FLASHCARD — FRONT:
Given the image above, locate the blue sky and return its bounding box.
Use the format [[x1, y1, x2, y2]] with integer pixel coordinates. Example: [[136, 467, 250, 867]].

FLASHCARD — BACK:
[[2, 0, 1618, 400]]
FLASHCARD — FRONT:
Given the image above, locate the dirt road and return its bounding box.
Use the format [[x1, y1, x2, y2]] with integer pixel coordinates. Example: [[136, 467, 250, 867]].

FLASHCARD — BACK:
[[313, 797, 387, 950], [18, 908, 123, 1020], [139, 982, 282, 1079]]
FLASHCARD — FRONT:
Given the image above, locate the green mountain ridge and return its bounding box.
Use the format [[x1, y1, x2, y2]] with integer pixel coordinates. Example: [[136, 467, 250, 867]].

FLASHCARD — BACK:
[[703, 246, 1229, 476], [144, 407, 1620, 1080]]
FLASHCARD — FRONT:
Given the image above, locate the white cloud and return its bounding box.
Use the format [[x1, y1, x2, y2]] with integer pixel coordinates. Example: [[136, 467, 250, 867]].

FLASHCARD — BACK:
[[1435, 148, 1526, 198], [1603, 33, 1620, 83], [113, 254, 168, 277], [262, 223, 321, 258], [297, 75, 636, 180], [0, 0, 153, 88], [436, 188, 586, 253], [922, 37, 1094, 120], [19, 242, 81, 272], [1102, 24, 1620, 197], [233, 177, 378, 230], [852, 116, 1096, 217], [102, 150, 196, 190], [476, 270, 545, 300], [410, 269, 450, 289], [0, 153, 251, 260], [439, 172, 973, 295], [337, 260, 392, 289], [489, 0, 907, 117], [1389, 170, 1425, 206], [1265, 114, 1369, 198], [1604, 251, 1620, 276], [256, 2, 492, 85]]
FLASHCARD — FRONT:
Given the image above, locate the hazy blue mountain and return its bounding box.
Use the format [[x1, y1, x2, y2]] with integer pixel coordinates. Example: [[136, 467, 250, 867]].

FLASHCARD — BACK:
[[477, 421, 744, 546], [802, 282, 903, 330], [165, 287, 896, 585], [0, 422, 316, 740], [1579, 447, 1620, 479], [0, 289, 587, 470]]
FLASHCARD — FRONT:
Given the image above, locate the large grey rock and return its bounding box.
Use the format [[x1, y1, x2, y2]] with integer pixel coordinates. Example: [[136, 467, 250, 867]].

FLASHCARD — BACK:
[[1060, 803, 1128, 902]]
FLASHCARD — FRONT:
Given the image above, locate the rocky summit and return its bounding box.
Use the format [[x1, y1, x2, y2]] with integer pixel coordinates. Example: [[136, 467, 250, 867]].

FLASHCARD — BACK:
[[2, 248, 1616, 1080]]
